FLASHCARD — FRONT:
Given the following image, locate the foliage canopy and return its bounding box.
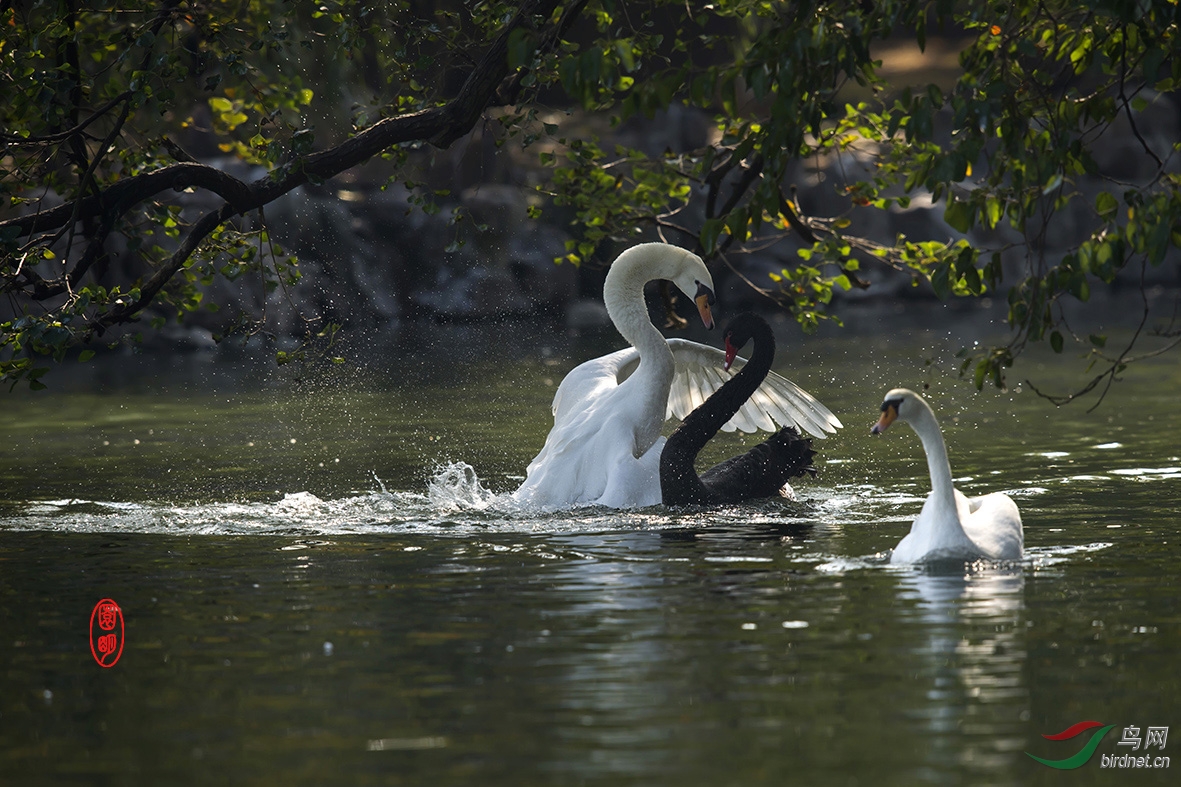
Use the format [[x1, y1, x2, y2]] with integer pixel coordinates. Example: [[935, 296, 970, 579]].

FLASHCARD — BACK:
[[2, 0, 1179, 400]]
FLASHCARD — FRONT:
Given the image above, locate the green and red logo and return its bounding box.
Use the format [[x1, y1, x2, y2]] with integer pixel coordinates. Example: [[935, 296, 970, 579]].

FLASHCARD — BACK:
[[1029, 721, 1171, 770], [1026, 721, 1116, 769]]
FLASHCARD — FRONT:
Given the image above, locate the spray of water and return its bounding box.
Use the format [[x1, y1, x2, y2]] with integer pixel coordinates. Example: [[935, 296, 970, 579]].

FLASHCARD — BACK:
[[426, 462, 498, 511]]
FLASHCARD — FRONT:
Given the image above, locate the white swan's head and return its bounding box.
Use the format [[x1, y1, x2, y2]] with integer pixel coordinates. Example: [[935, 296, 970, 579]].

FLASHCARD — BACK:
[[691, 279, 716, 330], [608, 243, 716, 329], [677, 266, 716, 331], [660, 246, 715, 330], [871, 387, 921, 434]]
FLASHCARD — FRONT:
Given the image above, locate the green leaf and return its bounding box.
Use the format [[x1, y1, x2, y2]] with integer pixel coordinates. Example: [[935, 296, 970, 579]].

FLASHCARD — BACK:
[[984, 198, 1003, 228], [700, 218, 724, 255], [944, 200, 973, 233], [223, 111, 248, 130], [78, 350, 96, 362], [930, 263, 951, 300], [1050, 330, 1064, 353], [41, 326, 71, 347], [961, 264, 982, 294], [1095, 191, 1118, 219], [725, 208, 748, 243]]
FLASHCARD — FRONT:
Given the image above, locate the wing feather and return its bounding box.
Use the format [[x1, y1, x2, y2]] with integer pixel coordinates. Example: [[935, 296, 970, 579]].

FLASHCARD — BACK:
[[743, 387, 779, 432], [690, 367, 707, 412], [664, 338, 842, 438], [551, 347, 639, 419], [730, 407, 760, 434], [664, 363, 693, 421]]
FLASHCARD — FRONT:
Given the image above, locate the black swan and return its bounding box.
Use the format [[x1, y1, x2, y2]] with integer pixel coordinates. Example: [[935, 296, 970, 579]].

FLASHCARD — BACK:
[[660, 313, 818, 505]]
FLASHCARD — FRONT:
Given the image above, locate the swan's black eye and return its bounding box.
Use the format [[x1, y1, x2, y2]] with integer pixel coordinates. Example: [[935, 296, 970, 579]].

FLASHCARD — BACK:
[[881, 398, 902, 413]]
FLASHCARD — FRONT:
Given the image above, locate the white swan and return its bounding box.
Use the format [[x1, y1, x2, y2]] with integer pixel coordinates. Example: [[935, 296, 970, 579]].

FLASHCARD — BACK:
[[513, 242, 842, 509], [871, 388, 1023, 563]]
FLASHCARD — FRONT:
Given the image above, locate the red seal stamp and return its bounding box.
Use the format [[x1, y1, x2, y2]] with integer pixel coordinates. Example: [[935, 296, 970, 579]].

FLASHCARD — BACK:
[[89, 598, 124, 668]]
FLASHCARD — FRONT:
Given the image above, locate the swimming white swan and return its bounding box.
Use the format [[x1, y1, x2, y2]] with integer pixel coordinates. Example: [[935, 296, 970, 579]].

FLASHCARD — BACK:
[[871, 388, 1023, 563], [513, 242, 842, 509]]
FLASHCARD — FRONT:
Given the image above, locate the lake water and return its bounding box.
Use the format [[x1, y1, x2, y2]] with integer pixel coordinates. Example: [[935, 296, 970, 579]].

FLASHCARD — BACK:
[[1, 301, 1177, 785]]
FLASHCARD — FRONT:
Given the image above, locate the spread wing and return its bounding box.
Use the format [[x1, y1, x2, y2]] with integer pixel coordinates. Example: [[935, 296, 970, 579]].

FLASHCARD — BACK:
[[663, 338, 842, 438], [576, 339, 841, 439], [550, 347, 639, 419]]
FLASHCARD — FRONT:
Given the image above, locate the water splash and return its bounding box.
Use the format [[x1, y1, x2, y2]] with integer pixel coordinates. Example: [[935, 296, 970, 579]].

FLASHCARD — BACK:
[[426, 462, 498, 511]]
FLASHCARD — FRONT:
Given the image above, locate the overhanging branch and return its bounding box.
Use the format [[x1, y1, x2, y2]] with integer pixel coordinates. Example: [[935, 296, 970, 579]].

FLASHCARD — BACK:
[[2, 0, 572, 335]]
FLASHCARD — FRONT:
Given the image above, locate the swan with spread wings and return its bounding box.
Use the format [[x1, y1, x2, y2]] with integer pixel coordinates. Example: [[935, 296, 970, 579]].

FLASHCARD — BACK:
[[512, 243, 841, 509]]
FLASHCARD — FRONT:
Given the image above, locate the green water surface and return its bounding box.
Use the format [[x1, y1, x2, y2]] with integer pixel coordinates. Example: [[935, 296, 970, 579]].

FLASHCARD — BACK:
[[1, 309, 1177, 785]]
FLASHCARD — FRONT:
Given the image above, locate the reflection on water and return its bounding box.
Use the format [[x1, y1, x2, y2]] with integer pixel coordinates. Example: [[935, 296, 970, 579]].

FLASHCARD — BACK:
[[897, 568, 1028, 776]]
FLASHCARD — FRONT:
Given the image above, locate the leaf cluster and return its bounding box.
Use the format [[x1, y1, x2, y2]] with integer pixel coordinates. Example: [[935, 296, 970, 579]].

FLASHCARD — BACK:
[[2, 0, 1179, 401]]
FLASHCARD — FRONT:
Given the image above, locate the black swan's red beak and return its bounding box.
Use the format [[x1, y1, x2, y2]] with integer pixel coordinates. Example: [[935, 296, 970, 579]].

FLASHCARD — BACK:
[[723, 335, 738, 371]]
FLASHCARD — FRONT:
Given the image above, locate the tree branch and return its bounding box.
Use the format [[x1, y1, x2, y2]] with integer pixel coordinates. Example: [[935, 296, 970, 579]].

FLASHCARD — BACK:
[[4, 0, 574, 325], [86, 203, 237, 337], [1024, 262, 1167, 410], [716, 153, 764, 219], [0, 92, 133, 145], [2, 162, 255, 242], [777, 188, 870, 289], [495, 0, 591, 106]]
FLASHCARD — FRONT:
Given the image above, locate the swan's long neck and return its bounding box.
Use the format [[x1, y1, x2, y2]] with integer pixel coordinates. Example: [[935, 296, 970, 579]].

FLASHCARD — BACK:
[[660, 320, 773, 503], [602, 247, 680, 452], [907, 398, 961, 525], [603, 254, 674, 372], [672, 325, 772, 462]]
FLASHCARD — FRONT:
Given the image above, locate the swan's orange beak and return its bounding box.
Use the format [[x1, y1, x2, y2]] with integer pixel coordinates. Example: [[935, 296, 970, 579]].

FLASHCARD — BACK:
[[871, 402, 898, 435], [695, 282, 716, 329]]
